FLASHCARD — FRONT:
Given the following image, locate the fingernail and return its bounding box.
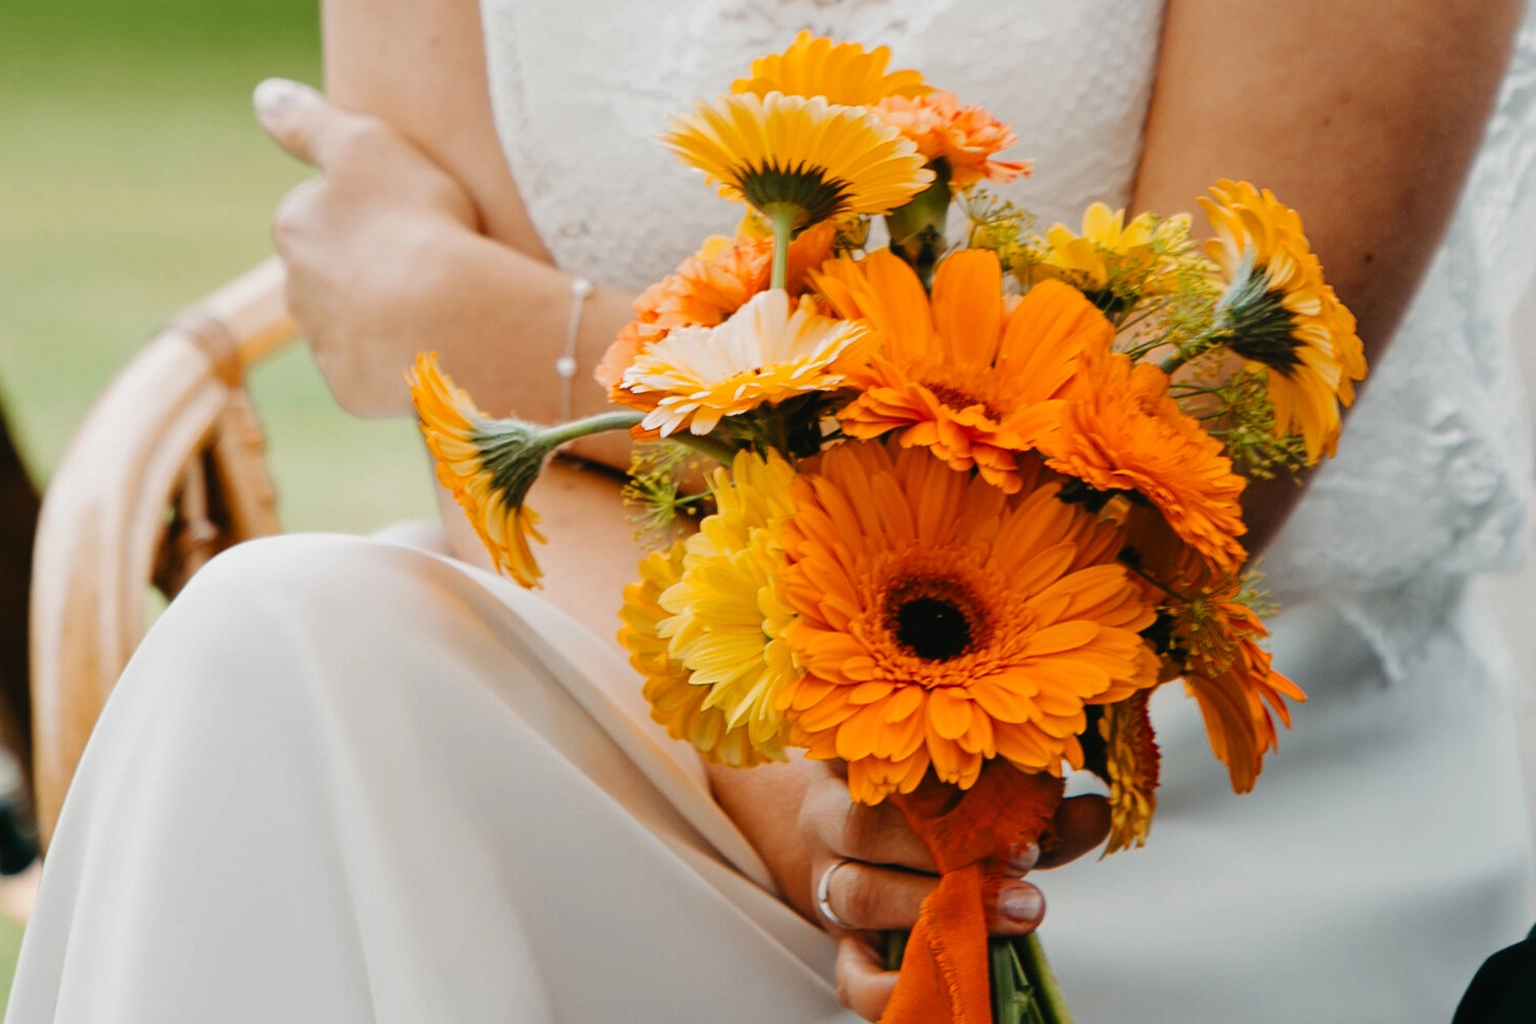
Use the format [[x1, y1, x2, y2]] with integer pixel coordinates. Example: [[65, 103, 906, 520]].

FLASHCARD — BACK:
[[998, 883, 1043, 925], [1007, 842, 1040, 874], [253, 78, 311, 122]]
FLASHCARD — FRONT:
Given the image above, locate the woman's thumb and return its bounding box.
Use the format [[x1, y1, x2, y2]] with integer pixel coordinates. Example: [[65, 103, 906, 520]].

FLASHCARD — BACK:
[[253, 78, 351, 169]]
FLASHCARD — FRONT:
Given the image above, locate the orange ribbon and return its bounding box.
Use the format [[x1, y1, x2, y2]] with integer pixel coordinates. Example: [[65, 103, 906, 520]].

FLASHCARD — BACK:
[[881, 762, 1065, 1024]]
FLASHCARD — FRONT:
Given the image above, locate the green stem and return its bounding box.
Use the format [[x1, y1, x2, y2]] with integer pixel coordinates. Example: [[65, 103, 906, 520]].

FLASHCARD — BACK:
[[768, 204, 797, 291], [884, 930, 909, 972], [1018, 933, 1075, 1024], [541, 410, 646, 446], [672, 431, 739, 465]]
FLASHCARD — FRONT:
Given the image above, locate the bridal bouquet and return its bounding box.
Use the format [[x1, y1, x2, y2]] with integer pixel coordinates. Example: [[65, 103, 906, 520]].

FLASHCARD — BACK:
[[410, 33, 1365, 1024]]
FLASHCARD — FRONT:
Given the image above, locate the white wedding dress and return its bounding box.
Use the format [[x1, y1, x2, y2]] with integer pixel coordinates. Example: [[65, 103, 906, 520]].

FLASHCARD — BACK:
[[12, 2, 1536, 1022]]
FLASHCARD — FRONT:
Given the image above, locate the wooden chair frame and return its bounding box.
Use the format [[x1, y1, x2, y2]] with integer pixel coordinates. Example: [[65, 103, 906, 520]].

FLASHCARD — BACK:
[[29, 258, 297, 844]]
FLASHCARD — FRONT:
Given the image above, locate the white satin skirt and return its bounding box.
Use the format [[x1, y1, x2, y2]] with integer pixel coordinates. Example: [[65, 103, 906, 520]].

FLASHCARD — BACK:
[[7, 531, 857, 1024], [8, 530, 1533, 1023]]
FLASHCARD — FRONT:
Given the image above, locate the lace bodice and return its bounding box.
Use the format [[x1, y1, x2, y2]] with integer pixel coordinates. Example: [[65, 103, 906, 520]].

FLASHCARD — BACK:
[[480, 0, 1536, 674]]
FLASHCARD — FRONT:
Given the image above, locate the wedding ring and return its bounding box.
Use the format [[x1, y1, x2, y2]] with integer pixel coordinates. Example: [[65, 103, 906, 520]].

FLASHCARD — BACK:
[[816, 858, 856, 930]]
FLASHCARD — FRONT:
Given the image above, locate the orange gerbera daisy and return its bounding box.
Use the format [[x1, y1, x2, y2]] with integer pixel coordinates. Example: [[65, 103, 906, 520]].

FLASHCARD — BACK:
[[1202, 180, 1367, 462], [1123, 513, 1306, 793], [814, 248, 1114, 493], [777, 440, 1159, 805], [874, 91, 1031, 187], [1040, 349, 1249, 572], [620, 542, 778, 767], [595, 224, 836, 393], [407, 353, 546, 587], [732, 31, 930, 106]]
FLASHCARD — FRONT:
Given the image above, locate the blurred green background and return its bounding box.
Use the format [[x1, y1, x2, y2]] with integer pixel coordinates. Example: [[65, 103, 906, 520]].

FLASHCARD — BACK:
[[0, 0, 438, 532], [0, 0, 438, 1009]]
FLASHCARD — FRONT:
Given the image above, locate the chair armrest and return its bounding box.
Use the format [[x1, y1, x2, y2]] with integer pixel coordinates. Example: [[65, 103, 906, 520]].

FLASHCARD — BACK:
[[30, 257, 299, 844]]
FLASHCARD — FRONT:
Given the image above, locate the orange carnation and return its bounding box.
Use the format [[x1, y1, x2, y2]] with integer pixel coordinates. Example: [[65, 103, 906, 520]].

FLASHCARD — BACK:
[[815, 248, 1113, 493], [596, 225, 835, 393], [874, 91, 1031, 187], [777, 440, 1159, 805], [1040, 350, 1249, 572]]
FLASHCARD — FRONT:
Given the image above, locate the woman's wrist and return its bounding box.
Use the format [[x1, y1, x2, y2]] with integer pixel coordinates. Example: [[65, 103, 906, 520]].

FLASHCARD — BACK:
[[418, 230, 636, 467]]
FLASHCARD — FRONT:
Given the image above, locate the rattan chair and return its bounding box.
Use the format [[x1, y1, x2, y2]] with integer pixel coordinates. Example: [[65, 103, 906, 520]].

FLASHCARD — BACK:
[[29, 258, 298, 844]]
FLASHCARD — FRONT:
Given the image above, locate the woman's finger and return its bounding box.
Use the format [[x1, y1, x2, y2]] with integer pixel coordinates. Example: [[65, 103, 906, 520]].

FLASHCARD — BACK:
[[1037, 794, 1111, 869], [836, 934, 898, 1022], [820, 858, 1045, 935], [801, 771, 936, 872], [820, 858, 936, 932], [253, 78, 375, 171]]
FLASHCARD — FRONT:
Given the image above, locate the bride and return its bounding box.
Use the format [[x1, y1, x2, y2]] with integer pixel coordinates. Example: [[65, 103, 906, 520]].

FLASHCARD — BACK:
[[11, 1, 1536, 1021]]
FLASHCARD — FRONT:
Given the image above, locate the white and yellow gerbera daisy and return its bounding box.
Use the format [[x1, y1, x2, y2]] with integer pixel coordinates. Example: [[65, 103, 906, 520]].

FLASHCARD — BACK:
[[618, 287, 871, 437]]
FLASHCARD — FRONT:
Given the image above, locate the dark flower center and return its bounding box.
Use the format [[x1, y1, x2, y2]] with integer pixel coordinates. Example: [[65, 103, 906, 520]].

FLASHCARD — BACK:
[[925, 383, 1002, 421], [882, 574, 988, 663]]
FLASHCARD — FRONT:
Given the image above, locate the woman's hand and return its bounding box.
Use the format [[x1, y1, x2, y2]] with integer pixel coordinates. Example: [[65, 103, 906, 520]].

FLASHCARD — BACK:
[[251, 78, 638, 449], [254, 78, 485, 416], [707, 757, 1110, 1022]]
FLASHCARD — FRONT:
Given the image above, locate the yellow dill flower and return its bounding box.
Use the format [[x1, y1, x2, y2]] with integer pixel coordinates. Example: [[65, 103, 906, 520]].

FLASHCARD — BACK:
[[1100, 692, 1160, 854], [616, 287, 872, 437], [661, 91, 933, 230], [656, 450, 801, 758], [1027, 202, 1189, 298], [732, 30, 930, 106], [408, 353, 546, 588], [620, 542, 776, 767], [1201, 180, 1367, 462]]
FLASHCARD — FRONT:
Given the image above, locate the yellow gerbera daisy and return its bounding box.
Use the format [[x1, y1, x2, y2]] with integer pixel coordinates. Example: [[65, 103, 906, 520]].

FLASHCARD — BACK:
[[1027, 202, 1190, 300], [732, 31, 930, 106], [1099, 692, 1160, 854], [408, 353, 546, 588], [655, 450, 801, 758], [621, 543, 777, 767], [777, 440, 1160, 805], [616, 287, 872, 437], [661, 91, 933, 230], [1201, 180, 1367, 462]]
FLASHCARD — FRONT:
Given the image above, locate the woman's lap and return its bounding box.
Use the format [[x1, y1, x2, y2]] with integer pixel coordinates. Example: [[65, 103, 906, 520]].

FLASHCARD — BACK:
[[9, 534, 848, 1024]]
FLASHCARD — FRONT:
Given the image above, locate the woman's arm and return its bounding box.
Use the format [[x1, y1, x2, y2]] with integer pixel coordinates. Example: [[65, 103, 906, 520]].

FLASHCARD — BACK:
[[267, 0, 636, 466], [1133, 0, 1524, 551]]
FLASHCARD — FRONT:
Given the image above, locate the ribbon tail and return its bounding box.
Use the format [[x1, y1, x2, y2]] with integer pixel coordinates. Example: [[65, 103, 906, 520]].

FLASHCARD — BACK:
[[881, 864, 992, 1024]]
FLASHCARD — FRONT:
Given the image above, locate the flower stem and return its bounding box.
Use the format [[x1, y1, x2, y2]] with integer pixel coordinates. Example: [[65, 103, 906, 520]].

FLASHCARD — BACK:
[[672, 431, 739, 465], [1018, 933, 1075, 1024], [541, 410, 646, 446], [884, 930, 909, 972], [768, 204, 797, 291]]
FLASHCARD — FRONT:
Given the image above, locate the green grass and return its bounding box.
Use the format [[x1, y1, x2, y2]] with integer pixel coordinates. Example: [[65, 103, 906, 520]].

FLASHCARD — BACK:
[[0, 2, 438, 529], [0, 1, 441, 1010]]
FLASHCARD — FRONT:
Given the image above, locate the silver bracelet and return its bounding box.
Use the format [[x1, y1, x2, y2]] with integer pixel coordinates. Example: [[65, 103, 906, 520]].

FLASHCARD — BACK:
[[557, 276, 594, 422]]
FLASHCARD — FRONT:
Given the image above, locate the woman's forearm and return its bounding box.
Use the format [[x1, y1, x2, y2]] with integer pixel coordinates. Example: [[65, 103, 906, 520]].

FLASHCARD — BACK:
[[312, 0, 638, 462], [1132, 0, 1523, 553]]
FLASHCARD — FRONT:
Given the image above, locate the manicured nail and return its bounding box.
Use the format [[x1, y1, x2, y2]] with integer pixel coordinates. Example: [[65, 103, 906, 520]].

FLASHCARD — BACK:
[[998, 883, 1043, 925], [253, 78, 314, 122], [1007, 842, 1040, 874]]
